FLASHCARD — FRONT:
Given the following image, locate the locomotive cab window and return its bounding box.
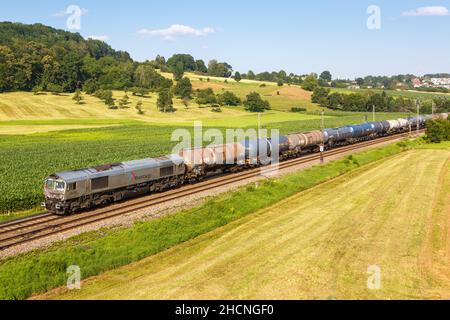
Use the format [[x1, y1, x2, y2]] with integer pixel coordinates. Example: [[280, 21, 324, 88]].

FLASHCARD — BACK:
[[160, 166, 174, 177], [67, 183, 77, 191], [45, 179, 65, 191]]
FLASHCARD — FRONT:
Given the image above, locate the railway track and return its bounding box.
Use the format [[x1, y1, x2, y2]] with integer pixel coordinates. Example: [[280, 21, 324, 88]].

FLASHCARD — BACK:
[[0, 131, 422, 251]]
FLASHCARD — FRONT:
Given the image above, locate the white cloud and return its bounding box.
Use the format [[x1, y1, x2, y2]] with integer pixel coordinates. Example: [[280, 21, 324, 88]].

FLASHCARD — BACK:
[[402, 6, 449, 17], [86, 35, 110, 42], [138, 24, 215, 40], [52, 7, 88, 17]]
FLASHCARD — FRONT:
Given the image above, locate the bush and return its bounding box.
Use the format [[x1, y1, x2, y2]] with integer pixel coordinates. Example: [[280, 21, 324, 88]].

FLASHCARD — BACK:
[[426, 119, 450, 143], [244, 92, 271, 113], [94, 89, 113, 101], [217, 91, 241, 106], [46, 83, 64, 95], [32, 85, 44, 95], [291, 107, 307, 113], [173, 77, 193, 99], [130, 87, 150, 97], [311, 87, 330, 103], [195, 88, 217, 106], [211, 105, 222, 113]]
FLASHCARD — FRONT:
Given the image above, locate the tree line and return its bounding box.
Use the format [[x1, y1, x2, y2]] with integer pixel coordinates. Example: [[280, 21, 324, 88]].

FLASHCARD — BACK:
[[0, 22, 235, 94], [311, 87, 450, 113]]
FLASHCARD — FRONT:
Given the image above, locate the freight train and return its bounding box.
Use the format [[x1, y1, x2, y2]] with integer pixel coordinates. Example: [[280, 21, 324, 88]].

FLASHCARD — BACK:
[[43, 113, 448, 215]]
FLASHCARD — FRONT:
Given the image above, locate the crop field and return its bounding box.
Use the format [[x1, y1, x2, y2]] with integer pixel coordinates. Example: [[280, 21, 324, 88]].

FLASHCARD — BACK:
[[43, 146, 450, 300], [330, 87, 450, 100]]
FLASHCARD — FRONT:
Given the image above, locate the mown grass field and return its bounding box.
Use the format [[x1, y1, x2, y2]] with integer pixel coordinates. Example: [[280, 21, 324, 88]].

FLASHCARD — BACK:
[[40, 144, 450, 300]]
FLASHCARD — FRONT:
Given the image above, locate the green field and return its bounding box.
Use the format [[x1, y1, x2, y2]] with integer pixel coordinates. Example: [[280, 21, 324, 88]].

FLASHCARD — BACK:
[[330, 87, 450, 100], [34, 144, 450, 300]]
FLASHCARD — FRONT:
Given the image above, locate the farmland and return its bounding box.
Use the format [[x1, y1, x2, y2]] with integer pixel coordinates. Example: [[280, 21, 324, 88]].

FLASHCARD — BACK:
[[36, 144, 450, 300], [330, 87, 450, 100]]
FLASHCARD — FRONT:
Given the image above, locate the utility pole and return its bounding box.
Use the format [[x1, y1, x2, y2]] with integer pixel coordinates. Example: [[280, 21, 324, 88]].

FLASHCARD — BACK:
[[416, 99, 420, 133], [408, 111, 412, 137], [257, 113, 261, 139], [431, 100, 434, 117], [320, 109, 325, 164], [372, 105, 375, 122]]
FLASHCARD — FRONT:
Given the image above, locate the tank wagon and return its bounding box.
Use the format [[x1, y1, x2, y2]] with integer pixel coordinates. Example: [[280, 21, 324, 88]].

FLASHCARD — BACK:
[[280, 131, 324, 158], [44, 113, 448, 215]]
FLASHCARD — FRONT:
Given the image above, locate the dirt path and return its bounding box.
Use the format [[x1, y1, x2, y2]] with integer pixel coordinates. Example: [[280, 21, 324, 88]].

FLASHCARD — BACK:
[[37, 149, 450, 300]]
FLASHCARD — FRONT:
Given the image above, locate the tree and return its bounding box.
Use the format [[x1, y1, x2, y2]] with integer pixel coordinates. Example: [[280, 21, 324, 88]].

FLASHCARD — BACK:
[[167, 54, 196, 72], [195, 60, 208, 73], [319, 71, 332, 82], [135, 100, 144, 114], [277, 80, 284, 87], [83, 79, 98, 94], [154, 55, 166, 70], [72, 89, 84, 104], [244, 92, 271, 112], [342, 93, 368, 112], [325, 92, 344, 110], [247, 70, 256, 80], [301, 74, 319, 91], [105, 96, 116, 109], [217, 91, 241, 106], [278, 70, 287, 82], [311, 87, 330, 103], [157, 89, 174, 113], [195, 88, 217, 106], [173, 77, 193, 99], [356, 78, 364, 86], [134, 64, 166, 90], [234, 72, 242, 82], [208, 60, 233, 77], [426, 119, 450, 143], [94, 89, 115, 110], [173, 62, 184, 81], [118, 93, 130, 108]]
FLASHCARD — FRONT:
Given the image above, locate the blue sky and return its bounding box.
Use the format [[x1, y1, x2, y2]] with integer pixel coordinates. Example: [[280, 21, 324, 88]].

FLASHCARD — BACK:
[[1, 0, 450, 78]]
